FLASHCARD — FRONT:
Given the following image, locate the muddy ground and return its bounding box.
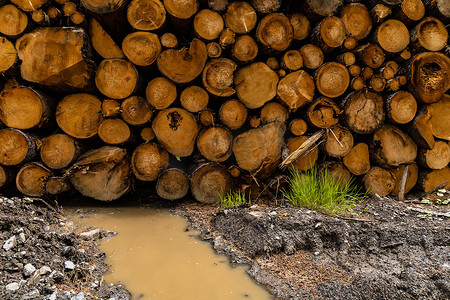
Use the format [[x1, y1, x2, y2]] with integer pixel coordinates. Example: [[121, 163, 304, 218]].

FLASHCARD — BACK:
[[1, 192, 449, 299]]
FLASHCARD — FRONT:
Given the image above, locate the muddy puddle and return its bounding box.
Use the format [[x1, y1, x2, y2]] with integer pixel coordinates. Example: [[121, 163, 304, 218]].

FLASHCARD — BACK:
[[67, 206, 272, 300]]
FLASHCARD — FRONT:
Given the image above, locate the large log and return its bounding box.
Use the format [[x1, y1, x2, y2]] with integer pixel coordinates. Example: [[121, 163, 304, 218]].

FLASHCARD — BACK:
[[256, 13, 293, 52], [343, 143, 370, 176], [417, 141, 450, 170], [68, 146, 131, 201], [202, 58, 236, 97], [131, 142, 169, 181], [121, 96, 152, 126], [277, 70, 315, 112], [39, 134, 82, 170], [417, 167, 450, 193], [95, 58, 139, 100], [127, 0, 166, 31], [0, 4, 29, 38], [224, 2, 257, 34], [390, 163, 419, 196], [15, 27, 95, 91], [306, 97, 341, 129], [16, 163, 52, 197], [197, 125, 233, 162], [340, 3, 372, 40], [180, 86, 209, 113], [156, 168, 190, 200], [315, 62, 350, 98], [0, 128, 37, 166], [219, 99, 247, 130], [190, 162, 232, 204], [145, 77, 177, 110], [122, 31, 162, 67], [363, 167, 395, 197], [427, 94, 450, 141]]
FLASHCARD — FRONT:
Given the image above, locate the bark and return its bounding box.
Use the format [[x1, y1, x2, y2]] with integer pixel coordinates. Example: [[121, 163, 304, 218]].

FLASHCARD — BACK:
[[202, 58, 236, 97], [157, 39, 207, 84], [219, 99, 247, 130], [277, 70, 315, 112], [343, 143, 370, 176], [95, 58, 139, 99], [363, 167, 395, 197], [190, 162, 232, 204], [197, 125, 233, 162], [180, 86, 209, 113], [39, 134, 82, 170], [145, 77, 177, 110], [68, 146, 131, 201], [0, 128, 37, 166], [56, 93, 103, 139], [152, 108, 199, 157], [16, 27, 95, 91], [121, 96, 152, 126], [16, 162, 52, 197], [156, 168, 190, 200], [131, 142, 169, 181], [370, 125, 418, 168]]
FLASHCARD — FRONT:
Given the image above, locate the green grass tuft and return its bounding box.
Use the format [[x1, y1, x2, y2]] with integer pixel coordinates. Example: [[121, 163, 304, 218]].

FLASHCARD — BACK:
[[281, 166, 367, 215], [218, 190, 251, 210]]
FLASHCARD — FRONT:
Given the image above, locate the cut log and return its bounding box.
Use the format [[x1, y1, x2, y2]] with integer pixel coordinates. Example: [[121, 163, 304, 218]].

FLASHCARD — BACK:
[[289, 13, 310, 41], [95, 58, 139, 100], [219, 28, 235, 48], [287, 136, 319, 171], [256, 13, 294, 52], [224, 2, 257, 34], [140, 127, 156, 142], [336, 52, 356, 67], [231, 35, 258, 64], [180, 86, 209, 113], [395, 0, 425, 23], [252, 0, 280, 14], [46, 176, 72, 195], [193, 9, 224, 40], [355, 44, 385, 69], [206, 42, 222, 58], [0, 165, 14, 189], [234, 62, 279, 109], [349, 65, 361, 77], [0, 86, 53, 130], [277, 70, 315, 112], [306, 97, 341, 129], [16, 27, 94, 91], [417, 141, 450, 170], [361, 67, 374, 79], [427, 94, 450, 141], [89, 18, 124, 59], [68, 146, 131, 201], [281, 50, 303, 71], [121, 96, 152, 126], [370, 125, 417, 168], [363, 167, 395, 197], [324, 125, 353, 158], [102, 99, 121, 118], [0, 4, 29, 37], [160, 33, 178, 48], [70, 11, 86, 26], [315, 62, 350, 98], [202, 58, 236, 97], [0, 128, 37, 166], [31, 9, 50, 26], [302, 0, 344, 18], [157, 39, 207, 84], [376, 19, 410, 53], [232, 121, 285, 176], [408, 52, 450, 104], [410, 17, 448, 52], [343, 36, 357, 50], [39, 134, 82, 170], [289, 119, 308, 136], [208, 0, 228, 12], [145, 77, 177, 110], [122, 31, 161, 67], [219, 99, 247, 130], [260, 102, 288, 124], [190, 162, 232, 204], [198, 108, 215, 127], [98, 118, 133, 145], [300, 44, 324, 69], [152, 108, 199, 157], [156, 168, 190, 200], [197, 125, 233, 162], [322, 162, 352, 189], [266, 57, 279, 70], [342, 89, 385, 134], [248, 115, 261, 128], [81, 0, 125, 14], [127, 0, 166, 31], [10, 0, 47, 12], [310, 16, 346, 51], [351, 76, 365, 91], [340, 3, 372, 40], [424, 0, 450, 23], [343, 143, 370, 176], [409, 108, 435, 150], [56, 93, 103, 139], [369, 75, 386, 92], [417, 167, 450, 193], [0, 37, 17, 74], [63, 2, 77, 17], [390, 163, 418, 196], [131, 142, 169, 181], [16, 163, 52, 197], [163, 0, 199, 20], [385, 91, 417, 124]]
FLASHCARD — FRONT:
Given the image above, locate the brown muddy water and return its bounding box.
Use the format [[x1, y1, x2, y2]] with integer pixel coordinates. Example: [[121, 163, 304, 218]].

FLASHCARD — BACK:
[[67, 206, 272, 300]]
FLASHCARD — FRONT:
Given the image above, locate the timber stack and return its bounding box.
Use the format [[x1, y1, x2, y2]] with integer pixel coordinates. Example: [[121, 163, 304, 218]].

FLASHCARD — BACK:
[[0, 0, 449, 202]]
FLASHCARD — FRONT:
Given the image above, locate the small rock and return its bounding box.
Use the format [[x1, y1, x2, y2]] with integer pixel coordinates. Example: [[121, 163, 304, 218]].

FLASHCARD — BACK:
[[44, 226, 50, 232], [436, 192, 444, 197], [72, 292, 86, 300], [23, 263, 36, 277], [268, 211, 277, 217], [23, 289, 40, 299], [64, 261, 75, 270], [40, 266, 52, 275], [6, 282, 19, 291], [6, 199, 14, 205], [46, 292, 57, 300], [3, 235, 17, 251], [19, 232, 26, 243]]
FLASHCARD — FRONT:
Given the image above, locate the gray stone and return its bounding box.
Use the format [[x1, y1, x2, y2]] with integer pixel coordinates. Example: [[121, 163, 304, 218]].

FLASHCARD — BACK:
[[268, 211, 277, 216], [39, 266, 52, 275], [71, 292, 86, 300], [46, 292, 57, 300], [23, 263, 36, 277], [3, 235, 17, 251], [64, 261, 75, 270], [6, 282, 19, 291], [19, 232, 26, 243], [23, 289, 40, 299]]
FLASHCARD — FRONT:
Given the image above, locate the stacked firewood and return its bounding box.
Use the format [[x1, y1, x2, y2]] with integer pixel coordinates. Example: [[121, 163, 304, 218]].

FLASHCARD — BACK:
[[0, 0, 449, 202]]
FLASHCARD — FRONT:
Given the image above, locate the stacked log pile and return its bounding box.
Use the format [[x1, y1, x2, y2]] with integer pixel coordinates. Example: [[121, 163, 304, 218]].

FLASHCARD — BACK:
[[0, 0, 449, 202]]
